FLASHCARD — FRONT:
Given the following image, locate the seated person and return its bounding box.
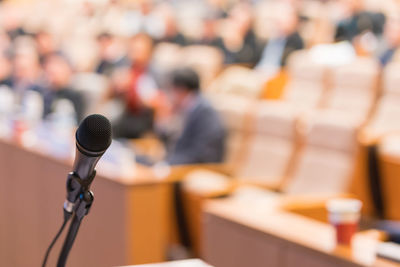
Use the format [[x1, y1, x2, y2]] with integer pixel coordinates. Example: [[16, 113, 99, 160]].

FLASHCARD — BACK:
[[111, 33, 160, 139], [334, 0, 385, 42], [11, 41, 44, 98], [42, 53, 85, 123], [219, 2, 264, 66], [162, 67, 226, 165], [255, 3, 304, 79], [95, 32, 128, 77]]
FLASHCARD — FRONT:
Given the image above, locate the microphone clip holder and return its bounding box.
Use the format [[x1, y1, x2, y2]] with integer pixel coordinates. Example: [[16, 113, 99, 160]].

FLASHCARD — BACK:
[[64, 171, 96, 215]]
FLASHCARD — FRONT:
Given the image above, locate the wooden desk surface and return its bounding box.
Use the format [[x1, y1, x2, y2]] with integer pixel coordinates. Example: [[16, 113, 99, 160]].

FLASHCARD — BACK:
[[0, 137, 175, 267], [203, 197, 400, 267]]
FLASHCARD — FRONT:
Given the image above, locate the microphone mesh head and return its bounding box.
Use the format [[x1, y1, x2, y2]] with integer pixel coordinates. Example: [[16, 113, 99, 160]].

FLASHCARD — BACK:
[[76, 114, 112, 153]]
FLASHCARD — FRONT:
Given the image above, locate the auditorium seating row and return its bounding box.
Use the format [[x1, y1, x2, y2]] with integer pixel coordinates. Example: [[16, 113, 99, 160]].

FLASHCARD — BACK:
[[202, 49, 400, 194], [173, 49, 400, 256]]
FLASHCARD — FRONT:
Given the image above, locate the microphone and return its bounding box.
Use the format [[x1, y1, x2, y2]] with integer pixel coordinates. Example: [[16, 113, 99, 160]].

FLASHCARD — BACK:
[[42, 114, 112, 267], [64, 114, 112, 214]]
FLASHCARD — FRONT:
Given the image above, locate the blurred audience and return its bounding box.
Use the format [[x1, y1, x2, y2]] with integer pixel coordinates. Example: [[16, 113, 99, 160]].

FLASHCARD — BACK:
[[0, 0, 400, 163]]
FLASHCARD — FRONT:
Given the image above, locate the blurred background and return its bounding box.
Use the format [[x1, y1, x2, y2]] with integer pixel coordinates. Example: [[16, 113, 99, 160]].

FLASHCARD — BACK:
[[2, 0, 400, 266]]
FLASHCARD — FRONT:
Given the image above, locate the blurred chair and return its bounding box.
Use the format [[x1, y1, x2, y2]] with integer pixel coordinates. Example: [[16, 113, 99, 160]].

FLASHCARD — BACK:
[[324, 57, 379, 122], [283, 111, 359, 194], [208, 66, 265, 98], [382, 61, 400, 97], [235, 101, 299, 188], [71, 73, 109, 116], [206, 93, 255, 173], [180, 45, 223, 89], [282, 50, 328, 112]]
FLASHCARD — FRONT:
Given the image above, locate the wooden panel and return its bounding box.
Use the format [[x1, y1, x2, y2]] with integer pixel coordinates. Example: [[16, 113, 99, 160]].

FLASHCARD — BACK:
[[8, 142, 43, 267], [126, 183, 173, 265], [203, 213, 284, 267]]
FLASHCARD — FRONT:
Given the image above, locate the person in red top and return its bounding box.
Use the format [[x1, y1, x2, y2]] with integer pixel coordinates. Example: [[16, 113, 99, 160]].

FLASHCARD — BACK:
[[112, 33, 164, 139]]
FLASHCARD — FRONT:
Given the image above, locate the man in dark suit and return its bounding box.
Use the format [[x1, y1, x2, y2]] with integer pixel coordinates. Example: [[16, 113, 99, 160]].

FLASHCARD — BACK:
[[165, 67, 226, 165]]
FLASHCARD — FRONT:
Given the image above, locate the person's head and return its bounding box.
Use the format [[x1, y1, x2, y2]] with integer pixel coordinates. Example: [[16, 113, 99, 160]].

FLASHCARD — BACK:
[[43, 53, 73, 89], [229, 2, 253, 35], [13, 37, 41, 82], [274, 3, 299, 37], [139, 0, 153, 15], [35, 30, 57, 57], [161, 5, 178, 37], [202, 15, 218, 40], [128, 33, 154, 68], [97, 32, 113, 58], [168, 67, 200, 111]]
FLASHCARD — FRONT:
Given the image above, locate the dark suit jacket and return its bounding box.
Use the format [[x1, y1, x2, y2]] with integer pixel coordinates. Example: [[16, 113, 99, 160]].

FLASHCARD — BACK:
[[167, 94, 226, 165]]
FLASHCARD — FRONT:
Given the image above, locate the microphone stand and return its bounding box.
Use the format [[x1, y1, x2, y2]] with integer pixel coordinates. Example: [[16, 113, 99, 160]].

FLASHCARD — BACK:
[[57, 172, 95, 267]]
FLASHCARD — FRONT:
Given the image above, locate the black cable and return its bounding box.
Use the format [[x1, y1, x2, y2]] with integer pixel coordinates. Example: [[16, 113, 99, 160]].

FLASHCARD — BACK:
[[42, 210, 72, 267]]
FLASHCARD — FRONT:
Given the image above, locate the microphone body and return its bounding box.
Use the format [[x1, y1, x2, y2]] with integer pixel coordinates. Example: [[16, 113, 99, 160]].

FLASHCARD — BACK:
[[64, 114, 112, 213]]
